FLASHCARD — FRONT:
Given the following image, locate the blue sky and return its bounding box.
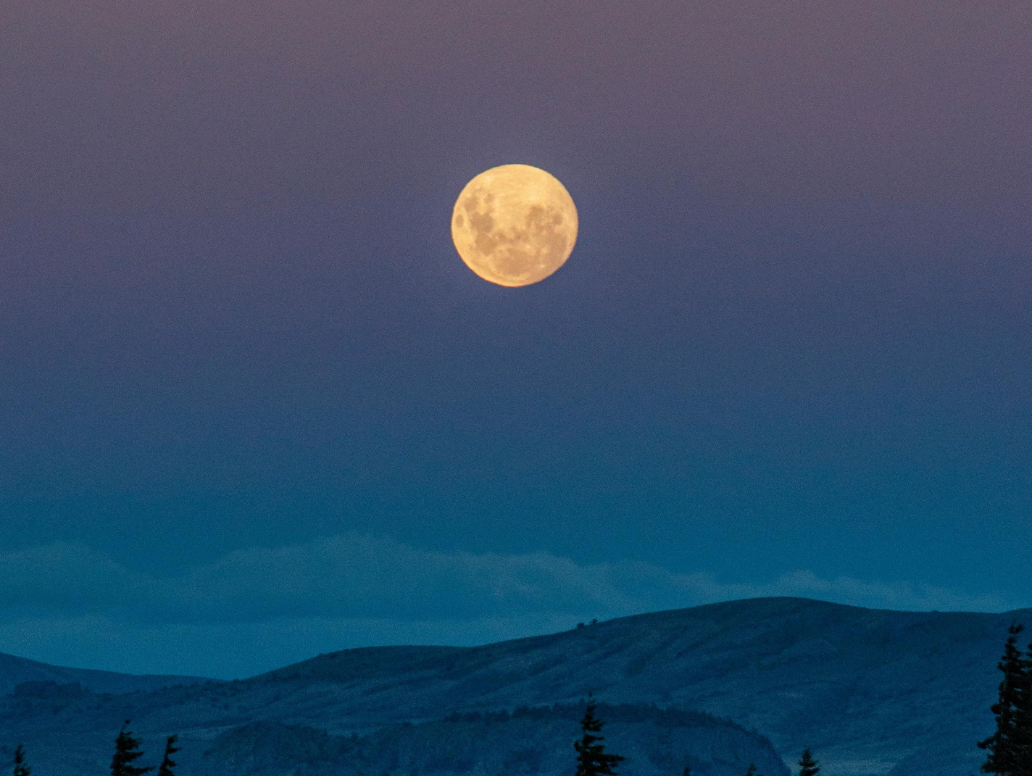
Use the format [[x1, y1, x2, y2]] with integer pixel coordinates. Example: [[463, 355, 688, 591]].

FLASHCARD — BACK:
[[0, 0, 1029, 678]]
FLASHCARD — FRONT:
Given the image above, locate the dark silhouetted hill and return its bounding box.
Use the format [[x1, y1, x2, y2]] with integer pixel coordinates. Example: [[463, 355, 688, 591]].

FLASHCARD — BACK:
[[0, 650, 210, 695], [195, 705, 786, 776], [2, 597, 1027, 776]]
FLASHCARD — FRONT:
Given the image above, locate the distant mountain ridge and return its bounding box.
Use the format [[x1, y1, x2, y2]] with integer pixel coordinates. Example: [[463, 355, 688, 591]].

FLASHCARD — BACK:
[[2, 597, 1027, 776], [194, 704, 788, 776], [0, 650, 211, 696]]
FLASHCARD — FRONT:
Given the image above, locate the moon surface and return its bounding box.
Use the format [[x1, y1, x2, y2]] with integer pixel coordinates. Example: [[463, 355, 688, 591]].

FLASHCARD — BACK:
[[451, 164, 578, 287]]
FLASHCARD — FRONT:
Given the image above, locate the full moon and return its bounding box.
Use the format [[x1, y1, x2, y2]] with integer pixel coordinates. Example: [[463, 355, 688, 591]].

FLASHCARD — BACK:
[[451, 164, 578, 287]]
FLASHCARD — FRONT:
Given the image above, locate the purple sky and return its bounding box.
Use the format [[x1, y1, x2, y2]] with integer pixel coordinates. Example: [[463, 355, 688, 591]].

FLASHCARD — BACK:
[[0, 0, 1030, 677]]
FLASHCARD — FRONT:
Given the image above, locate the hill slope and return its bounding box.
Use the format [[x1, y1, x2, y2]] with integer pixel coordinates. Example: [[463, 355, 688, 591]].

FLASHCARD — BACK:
[[242, 597, 1022, 774], [195, 705, 787, 776], [0, 650, 211, 696], [2, 597, 1026, 776]]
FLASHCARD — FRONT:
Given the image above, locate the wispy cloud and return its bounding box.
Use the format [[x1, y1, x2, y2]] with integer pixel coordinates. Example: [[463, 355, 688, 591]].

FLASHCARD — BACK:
[[0, 535, 1016, 677]]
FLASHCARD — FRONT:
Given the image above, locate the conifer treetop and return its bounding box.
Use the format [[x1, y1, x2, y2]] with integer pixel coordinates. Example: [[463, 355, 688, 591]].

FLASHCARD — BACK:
[[978, 623, 1032, 776], [13, 744, 31, 776], [156, 735, 179, 776], [798, 749, 819, 776], [111, 720, 155, 776], [574, 696, 625, 776]]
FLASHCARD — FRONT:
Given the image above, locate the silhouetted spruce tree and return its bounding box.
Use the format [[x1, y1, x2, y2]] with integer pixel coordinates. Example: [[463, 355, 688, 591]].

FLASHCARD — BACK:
[[574, 697, 625, 776], [979, 624, 1032, 776], [1020, 636, 1032, 774], [797, 749, 819, 776], [12, 744, 31, 776], [745, 764, 757, 776], [156, 735, 179, 776], [111, 721, 154, 776]]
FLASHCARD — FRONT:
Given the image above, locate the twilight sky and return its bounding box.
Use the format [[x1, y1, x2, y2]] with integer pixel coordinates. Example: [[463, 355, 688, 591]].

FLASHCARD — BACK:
[[1, 0, 1030, 679]]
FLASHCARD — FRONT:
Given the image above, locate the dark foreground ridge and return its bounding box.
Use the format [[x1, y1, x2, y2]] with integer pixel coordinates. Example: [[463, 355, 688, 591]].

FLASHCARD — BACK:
[[3, 597, 1029, 776], [195, 703, 786, 776]]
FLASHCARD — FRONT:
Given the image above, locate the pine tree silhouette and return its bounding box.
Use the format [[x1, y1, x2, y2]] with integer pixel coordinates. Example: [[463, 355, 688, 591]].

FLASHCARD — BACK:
[[1020, 638, 1032, 775], [797, 749, 819, 776], [156, 735, 179, 776], [12, 744, 31, 776], [574, 696, 625, 776], [110, 721, 155, 776], [979, 624, 1032, 775], [745, 764, 757, 776]]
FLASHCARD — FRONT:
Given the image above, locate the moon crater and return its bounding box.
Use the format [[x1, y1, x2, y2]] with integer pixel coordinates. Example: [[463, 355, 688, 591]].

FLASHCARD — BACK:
[[451, 165, 578, 287]]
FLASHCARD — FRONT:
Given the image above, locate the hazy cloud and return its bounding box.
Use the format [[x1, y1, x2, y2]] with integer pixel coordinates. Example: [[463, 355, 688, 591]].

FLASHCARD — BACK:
[[0, 533, 1011, 622], [0, 543, 143, 614], [0, 535, 1013, 677]]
